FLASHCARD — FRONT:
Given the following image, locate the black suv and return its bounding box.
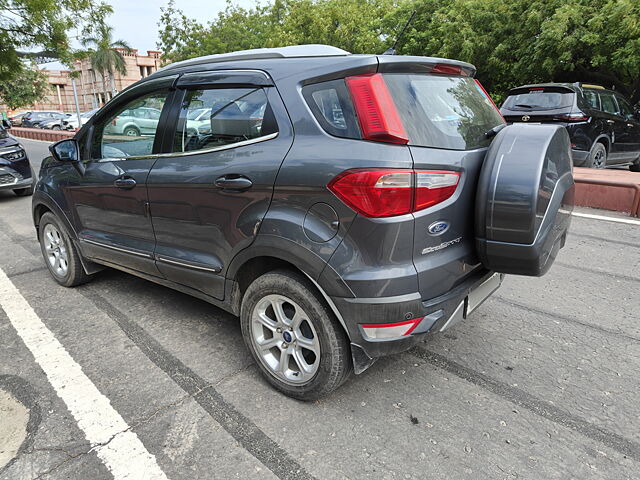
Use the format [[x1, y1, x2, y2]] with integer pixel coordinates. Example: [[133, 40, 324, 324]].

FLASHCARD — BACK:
[[501, 83, 640, 171], [0, 123, 34, 196], [33, 46, 574, 399]]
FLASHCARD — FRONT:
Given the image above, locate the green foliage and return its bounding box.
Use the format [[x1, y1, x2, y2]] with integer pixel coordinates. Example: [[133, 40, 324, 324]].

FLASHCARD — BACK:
[[0, 0, 113, 105], [0, 66, 49, 110], [158, 0, 396, 63], [157, 0, 640, 102]]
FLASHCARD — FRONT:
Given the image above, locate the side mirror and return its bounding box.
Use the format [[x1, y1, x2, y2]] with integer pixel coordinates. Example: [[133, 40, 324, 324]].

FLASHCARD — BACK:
[[2, 119, 10, 129], [49, 139, 84, 174]]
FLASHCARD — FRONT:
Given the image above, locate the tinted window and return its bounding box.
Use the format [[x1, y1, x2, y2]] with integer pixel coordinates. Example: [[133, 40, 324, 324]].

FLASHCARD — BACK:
[[384, 74, 504, 150], [92, 90, 169, 159], [583, 90, 600, 110], [616, 95, 634, 119], [173, 88, 277, 153], [302, 79, 360, 139], [599, 92, 619, 115], [502, 90, 574, 110]]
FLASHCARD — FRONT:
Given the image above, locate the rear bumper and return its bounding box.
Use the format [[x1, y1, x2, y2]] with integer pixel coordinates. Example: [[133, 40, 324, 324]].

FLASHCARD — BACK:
[[330, 269, 500, 373]]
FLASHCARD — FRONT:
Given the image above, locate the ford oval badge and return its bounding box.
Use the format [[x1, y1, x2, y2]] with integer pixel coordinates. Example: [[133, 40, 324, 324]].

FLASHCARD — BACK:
[[428, 221, 449, 235]]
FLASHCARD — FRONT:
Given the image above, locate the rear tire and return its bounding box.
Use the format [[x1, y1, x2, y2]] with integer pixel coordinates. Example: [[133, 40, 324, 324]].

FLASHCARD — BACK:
[[587, 142, 607, 169], [38, 212, 93, 287], [240, 269, 352, 400], [124, 126, 140, 137]]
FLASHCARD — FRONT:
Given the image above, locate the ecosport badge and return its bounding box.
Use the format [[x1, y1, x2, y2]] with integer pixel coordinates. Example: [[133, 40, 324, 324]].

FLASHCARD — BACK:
[[422, 236, 462, 255]]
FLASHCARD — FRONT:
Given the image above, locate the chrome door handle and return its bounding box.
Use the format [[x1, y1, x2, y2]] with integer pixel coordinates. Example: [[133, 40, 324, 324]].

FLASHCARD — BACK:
[[214, 175, 253, 191], [114, 177, 137, 189], [606, 119, 615, 124], [627, 123, 635, 127]]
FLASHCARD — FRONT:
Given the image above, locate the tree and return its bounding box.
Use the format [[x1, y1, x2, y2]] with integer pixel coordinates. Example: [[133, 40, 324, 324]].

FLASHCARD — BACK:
[[81, 23, 132, 101], [157, 0, 397, 63], [0, 66, 49, 110], [0, 0, 113, 106]]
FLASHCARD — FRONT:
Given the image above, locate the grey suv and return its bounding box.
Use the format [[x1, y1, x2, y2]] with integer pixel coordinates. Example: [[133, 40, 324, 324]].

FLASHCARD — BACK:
[[32, 45, 574, 400]]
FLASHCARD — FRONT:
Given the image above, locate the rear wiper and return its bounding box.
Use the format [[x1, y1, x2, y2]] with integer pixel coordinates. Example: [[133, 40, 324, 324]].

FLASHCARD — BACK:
[[485, 123, 507, 139], [513, 104, 535, 108]]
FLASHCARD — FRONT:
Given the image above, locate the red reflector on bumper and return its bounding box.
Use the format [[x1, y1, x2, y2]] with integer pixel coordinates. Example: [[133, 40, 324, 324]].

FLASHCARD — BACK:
[[360, 318, 423, 340]]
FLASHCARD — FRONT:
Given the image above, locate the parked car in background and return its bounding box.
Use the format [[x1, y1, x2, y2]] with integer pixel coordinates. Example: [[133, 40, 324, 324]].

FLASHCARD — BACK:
[[34, 45, 574, 399], [8, 112, 28, 126], [40, 114, 72, 130], [0, 123, 34, 196], [22, 111, 67, 128], [62, 109, 99, 131], [501, 83, 640, 171], [103, 106, 162, 136]]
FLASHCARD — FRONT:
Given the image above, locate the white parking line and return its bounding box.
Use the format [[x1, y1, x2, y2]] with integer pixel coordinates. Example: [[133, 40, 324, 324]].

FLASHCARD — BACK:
[[571, 211, 640, 226], [0, 268, 168, 480]]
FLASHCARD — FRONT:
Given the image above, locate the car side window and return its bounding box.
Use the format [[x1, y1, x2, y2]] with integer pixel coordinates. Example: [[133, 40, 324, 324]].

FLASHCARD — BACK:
[[173, 87, 278, 153], [598, 92, 620, 116], [91, 90, 169, 160], [616, 96, 634, 120]]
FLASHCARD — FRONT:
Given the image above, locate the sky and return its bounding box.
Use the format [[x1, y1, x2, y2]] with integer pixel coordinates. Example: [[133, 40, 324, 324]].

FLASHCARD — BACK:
[[39, 0, 257, 69]]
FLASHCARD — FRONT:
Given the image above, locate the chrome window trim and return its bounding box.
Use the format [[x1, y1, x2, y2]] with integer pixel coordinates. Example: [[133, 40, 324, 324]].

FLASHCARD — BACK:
[[97, 131, 278, 163], [156, 256, 221, 273], [80, 238, 153, 258]]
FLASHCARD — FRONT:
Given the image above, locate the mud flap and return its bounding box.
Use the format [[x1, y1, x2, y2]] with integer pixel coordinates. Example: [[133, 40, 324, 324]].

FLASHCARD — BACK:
[[475, 124, 575, 276]]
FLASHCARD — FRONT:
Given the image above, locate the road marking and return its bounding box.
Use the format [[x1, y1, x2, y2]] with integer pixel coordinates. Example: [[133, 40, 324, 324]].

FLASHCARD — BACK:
[[0, 268, 168, 480], [571, 211, 640, 226]]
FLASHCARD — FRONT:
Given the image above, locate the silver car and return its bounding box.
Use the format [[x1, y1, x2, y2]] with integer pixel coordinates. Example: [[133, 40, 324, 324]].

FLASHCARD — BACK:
[[104, 107, 162, 136]]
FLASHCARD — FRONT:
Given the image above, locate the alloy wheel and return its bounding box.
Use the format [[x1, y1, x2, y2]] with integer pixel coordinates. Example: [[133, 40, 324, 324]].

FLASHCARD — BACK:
[[43, 223, 69, 277], [250, 294, 320, 385]]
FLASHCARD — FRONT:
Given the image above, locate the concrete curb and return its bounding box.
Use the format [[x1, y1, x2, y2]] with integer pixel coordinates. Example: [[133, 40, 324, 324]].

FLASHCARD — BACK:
[[9, 127, 74, 143], [573, 167, 640, 217]]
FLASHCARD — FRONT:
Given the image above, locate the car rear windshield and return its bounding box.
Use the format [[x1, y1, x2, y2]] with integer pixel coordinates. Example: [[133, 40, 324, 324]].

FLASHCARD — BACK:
[[502, 88, 574, 111], [383, 74, 504, 150]]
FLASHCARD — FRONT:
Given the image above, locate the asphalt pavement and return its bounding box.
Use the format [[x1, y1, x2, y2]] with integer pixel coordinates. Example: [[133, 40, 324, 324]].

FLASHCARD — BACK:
[[1, 138, 639, 480]]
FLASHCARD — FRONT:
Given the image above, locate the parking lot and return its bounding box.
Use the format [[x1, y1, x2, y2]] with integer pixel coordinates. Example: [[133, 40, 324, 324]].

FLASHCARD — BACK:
[[0, 138, 639, 480]]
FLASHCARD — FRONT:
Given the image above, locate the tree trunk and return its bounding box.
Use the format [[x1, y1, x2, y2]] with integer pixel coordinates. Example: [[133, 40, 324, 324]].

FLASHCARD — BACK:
[[110, 74, 116, 98], [102, 72, 109, 105]]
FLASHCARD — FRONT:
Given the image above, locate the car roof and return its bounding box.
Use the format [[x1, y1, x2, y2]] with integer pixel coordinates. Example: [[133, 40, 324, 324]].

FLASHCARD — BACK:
[[145, 44, 476, 83]]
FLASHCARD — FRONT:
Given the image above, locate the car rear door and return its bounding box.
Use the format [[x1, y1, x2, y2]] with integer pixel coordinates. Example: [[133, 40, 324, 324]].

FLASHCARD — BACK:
[[69, 76, 177, 276], [146, 71, 293, 300]]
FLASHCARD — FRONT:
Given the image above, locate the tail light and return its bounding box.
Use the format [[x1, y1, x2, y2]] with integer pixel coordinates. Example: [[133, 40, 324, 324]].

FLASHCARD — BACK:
[[345, 73, 408, 145], [112, 116, 119, 126], [553, 113, 589, 122], [360, 317, 423, 340], [328, 169, 460, 218]]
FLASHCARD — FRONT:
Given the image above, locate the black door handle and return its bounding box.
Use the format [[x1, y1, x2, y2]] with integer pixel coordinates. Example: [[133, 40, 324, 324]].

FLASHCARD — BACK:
[[214, 175, 253, 191], [114, 177, 137, 189]]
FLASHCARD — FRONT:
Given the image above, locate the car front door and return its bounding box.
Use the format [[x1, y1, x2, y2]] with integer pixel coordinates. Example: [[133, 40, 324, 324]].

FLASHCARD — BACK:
[[146, 71, 293, 300], [68, 77, 176, 276], [614, 94, 640, 160]]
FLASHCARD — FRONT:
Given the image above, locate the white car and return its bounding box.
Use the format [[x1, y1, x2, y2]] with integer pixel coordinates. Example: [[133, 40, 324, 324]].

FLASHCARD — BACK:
[[62, 109, 99, 131]]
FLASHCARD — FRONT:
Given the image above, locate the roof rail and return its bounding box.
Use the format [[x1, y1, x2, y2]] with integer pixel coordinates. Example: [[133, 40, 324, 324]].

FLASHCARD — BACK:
[[157, 44, 351, 73]]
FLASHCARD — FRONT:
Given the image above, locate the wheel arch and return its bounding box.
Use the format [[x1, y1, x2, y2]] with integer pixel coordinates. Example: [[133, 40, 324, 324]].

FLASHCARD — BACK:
[[593, 135, 610, 153]]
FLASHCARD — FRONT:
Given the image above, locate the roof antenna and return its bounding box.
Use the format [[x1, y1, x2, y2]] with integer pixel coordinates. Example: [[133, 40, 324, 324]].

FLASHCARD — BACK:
[[383, 10, 416, 55]]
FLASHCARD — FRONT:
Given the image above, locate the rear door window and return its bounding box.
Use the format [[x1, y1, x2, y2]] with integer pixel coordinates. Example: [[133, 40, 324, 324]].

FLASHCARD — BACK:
[[583, 90, 600, 110], [502, 89, 574, 111], [173, 88, 278, 153], [383, 74, 504, 150], [598, 92, 620, 116]]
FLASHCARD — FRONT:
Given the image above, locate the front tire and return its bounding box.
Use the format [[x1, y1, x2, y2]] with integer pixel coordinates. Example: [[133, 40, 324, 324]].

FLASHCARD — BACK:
[[240, 270, 352, 400], [630, 156, 640, 172], [587, 142, 607, 169], [38, 212, 93, 287]]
